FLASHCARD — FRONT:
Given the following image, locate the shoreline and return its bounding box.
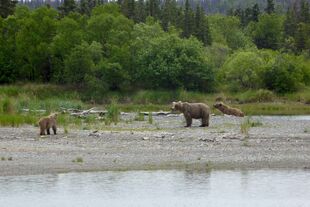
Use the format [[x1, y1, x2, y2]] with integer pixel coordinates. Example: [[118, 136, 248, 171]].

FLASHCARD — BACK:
[[0, 115, 310, 176]]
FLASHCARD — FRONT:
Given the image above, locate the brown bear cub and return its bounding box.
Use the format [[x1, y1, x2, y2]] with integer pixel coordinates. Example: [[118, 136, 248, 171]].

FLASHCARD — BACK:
[[172, 101, 210, 127], [213, 102, 244, 117], [38, 113, 58, 135]]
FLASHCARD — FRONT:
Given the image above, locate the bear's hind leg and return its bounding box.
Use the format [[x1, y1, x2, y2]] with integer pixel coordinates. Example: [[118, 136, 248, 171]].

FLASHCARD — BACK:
[[52, 125, 57, 135], [40, 125, 45, 135], [47, 128, 50, 135], [200, 114, 209, 127], [184, 114, 192, 127]]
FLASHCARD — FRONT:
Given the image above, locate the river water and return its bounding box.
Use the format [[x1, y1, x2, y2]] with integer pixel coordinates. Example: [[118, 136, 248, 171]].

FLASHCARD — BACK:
[[1, 169, 310, 207]]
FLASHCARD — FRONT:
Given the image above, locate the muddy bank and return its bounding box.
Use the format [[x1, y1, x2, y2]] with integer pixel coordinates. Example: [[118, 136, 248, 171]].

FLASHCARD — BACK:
[[0, 115, 310, 176]]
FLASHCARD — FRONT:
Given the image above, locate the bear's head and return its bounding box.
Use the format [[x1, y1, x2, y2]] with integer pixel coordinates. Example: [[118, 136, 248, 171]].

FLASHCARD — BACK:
[[171, 101, 183, 112], [213, 101, 224, 109]]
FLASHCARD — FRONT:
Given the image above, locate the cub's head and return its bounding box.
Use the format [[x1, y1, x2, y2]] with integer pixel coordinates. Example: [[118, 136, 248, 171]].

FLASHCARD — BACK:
[[213, 101, 224, 109], [171, 101, 183, 111], [49, 113, 58, 119]]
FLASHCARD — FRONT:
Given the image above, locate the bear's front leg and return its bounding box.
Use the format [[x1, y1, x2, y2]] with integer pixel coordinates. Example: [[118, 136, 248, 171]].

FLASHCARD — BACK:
[[47, 128, 50, 135]]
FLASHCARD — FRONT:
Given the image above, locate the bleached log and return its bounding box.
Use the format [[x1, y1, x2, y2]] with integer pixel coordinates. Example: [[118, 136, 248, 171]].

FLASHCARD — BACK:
[[21, 109, 46, 113]]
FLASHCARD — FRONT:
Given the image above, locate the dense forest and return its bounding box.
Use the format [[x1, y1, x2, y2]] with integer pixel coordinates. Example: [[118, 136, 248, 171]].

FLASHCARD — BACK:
[[0, 0, 309, 98], [16, 0, 310, 14]]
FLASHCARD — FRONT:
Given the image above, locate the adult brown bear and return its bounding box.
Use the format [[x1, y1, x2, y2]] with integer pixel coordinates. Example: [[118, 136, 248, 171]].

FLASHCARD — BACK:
[[38, 113, 58, 135], [172, 101, 210, 127], [213, 102, 244, 117]]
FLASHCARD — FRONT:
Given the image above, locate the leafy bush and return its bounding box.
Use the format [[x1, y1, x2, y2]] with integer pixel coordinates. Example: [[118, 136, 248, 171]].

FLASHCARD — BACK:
[[263, 54, 304, 93], [219, 51, 265, 91]]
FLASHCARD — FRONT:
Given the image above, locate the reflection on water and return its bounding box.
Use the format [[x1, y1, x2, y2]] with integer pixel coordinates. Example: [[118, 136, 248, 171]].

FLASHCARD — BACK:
[[1, 169, 310, 207]]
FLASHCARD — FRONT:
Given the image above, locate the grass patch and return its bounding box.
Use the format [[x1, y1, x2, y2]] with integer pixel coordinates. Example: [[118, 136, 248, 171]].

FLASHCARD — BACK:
[[134, 111, 145, 121], [72, 157, 83, 163], [148, 112, 153, 124], [0, 114, 37, 127]]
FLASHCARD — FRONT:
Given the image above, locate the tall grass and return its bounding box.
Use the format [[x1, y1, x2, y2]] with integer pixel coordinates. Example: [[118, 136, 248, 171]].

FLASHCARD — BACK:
[[0, 114, 37, 127], [106, 101, 120, 125]]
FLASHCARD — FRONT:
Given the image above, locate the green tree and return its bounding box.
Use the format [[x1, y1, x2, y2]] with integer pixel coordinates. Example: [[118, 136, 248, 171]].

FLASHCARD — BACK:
[[87, 5, 133, 68], [51, 14, 86, 82], [131, 22, 214, 91], [15, 6, 58, 81], [209, 15, 253, 50], [63, 41, 102, 87], [251, 14, 284, 50], [0, 0, 17, 18]]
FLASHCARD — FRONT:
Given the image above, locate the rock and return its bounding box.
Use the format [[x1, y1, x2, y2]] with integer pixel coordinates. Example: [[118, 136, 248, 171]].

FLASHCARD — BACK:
[[88, 132, 100, 137], [221, 133, 243, 140], [155, 135, 165, 138], [199, 137, 216, 142], [142, 137, 149, 140]]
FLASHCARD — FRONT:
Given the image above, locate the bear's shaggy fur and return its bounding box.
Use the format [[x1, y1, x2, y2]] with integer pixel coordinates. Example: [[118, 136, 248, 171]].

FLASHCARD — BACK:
[[38, 113, 58, 135], [213, 102, 244, 117], [172, 101, 210, 127]]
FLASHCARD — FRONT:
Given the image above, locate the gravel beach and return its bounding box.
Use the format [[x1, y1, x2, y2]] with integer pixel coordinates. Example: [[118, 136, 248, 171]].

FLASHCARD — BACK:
[[1, 114, 310, 176]]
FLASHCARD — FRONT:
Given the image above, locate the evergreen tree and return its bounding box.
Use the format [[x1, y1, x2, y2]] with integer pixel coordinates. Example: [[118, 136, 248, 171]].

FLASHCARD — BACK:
[[244, 7, 252, 26], [284, 6, 297, 37], [134, 0, 146, 23], [0, 0, 17, 18], [299, 0, 310, 23], [183, 0, 194, 38], [80, 0, 98, 16], [59, 0, 77, 16], [265, 0, 275, 14], [161, 0, 178, 31], [194, 5, 212, 46], [148, 0, 160, 19], [121, 0, 135, 19], [252, 3, 260, 22]]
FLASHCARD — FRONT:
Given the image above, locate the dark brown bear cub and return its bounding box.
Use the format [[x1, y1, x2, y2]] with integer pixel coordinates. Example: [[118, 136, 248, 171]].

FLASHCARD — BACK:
[[172, 101, 210, 127], [38, 113, 58, 135], [213, 102, 244, 117]]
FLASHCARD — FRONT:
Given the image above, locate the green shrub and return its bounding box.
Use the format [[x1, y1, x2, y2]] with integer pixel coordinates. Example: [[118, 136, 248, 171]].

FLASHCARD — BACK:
[[2, 98, 15, 114], [219, 51, 265, 91], [263, 54, 304, 93]]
